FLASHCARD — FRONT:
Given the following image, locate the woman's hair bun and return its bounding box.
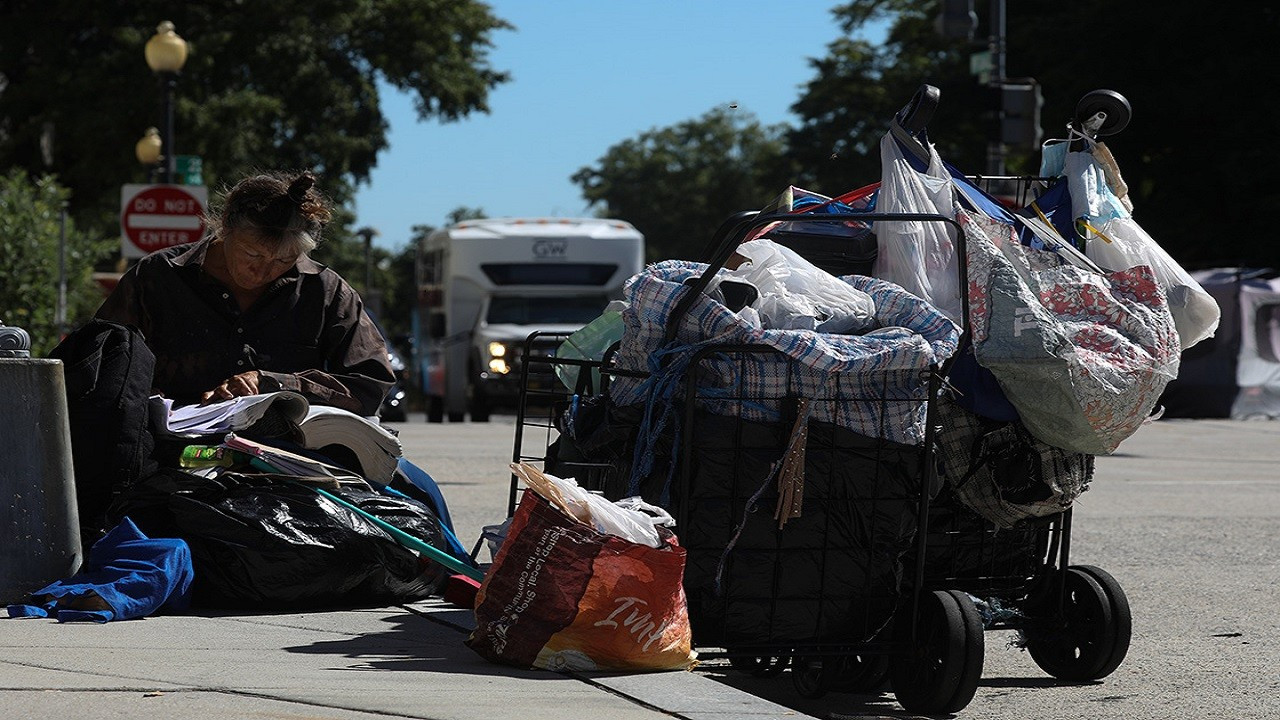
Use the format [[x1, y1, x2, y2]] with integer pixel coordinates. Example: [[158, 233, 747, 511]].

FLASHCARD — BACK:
[[287, 172, 316, 205]]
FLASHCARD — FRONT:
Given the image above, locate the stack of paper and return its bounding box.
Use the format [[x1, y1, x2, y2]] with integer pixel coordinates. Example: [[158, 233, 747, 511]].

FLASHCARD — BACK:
[[160, 392, 309, 435], [157, 392, 403, 484], [223, 434, 367, 486], [299, 405, 402, 484]]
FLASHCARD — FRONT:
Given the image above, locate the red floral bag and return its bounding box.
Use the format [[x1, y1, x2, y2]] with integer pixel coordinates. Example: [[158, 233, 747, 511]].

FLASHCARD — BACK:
[[961, 209, 1180, 454], [466, 489, 696, 672]]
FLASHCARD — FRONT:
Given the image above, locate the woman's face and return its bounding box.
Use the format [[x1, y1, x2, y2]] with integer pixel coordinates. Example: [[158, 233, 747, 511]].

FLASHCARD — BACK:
[[222, 230, 299, 291]]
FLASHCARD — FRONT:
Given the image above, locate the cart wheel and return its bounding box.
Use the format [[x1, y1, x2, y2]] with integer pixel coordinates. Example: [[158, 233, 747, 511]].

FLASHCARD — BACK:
[[1075, 89, 1131, 136], [1025, 565, 1131, 681], [791, 656, 827, 699], [827, 653, 891, 693], [890, 590, 985, 714], [729, 654, 789, 678]]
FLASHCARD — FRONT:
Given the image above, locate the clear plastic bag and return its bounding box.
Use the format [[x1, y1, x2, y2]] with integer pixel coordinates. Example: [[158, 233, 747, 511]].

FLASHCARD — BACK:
[[873, 133, 962, 321], [1066, 148, 1221, 350], [554, 303, 625, 391], [509, 462, 666, 547], [1087, 217, 1220, 349], [729, 238, 875, 333]]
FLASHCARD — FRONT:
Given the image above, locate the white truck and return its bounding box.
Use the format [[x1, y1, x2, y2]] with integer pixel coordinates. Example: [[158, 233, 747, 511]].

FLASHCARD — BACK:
[[412, 217, 644, 422]]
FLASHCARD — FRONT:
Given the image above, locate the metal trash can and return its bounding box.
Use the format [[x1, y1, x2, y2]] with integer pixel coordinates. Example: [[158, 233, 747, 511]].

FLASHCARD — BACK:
[[0, 355, 83, 603]]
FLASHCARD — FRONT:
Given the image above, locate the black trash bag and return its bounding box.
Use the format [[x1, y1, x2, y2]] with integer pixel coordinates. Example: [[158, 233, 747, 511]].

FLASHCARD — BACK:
[[109, 469, 449, 609]]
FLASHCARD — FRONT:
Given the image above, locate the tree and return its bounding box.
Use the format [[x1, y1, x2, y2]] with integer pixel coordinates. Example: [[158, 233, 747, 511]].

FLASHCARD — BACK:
[[1005, 1, 1280, 268], [573, 108, 795, 261], [786, 1, 994, 197], [0, 1, 512, 239], [0, 170, 114, 355], [789, 1, 1280, 268]]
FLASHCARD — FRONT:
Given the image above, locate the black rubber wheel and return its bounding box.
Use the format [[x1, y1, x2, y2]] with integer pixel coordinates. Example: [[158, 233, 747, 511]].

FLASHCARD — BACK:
[[791, 656, 827, 699], [447, 411, 465, 423], [1026, 566, 1131, 681], [1074, 565, 1132, 679], [1075, 89, 1131, 136], [827, 653, 891, 693], [890, 589, 985, 714], [426, 396, 444, 423], [728, 654, 789, 678]]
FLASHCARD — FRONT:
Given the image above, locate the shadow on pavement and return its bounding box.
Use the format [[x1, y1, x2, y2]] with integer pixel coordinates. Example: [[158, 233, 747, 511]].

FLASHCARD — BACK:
[[278, 609, 572, 680]]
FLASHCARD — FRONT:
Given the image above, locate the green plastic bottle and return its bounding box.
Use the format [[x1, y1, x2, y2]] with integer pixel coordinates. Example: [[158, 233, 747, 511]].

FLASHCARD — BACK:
[[179, 445, 238, 468]]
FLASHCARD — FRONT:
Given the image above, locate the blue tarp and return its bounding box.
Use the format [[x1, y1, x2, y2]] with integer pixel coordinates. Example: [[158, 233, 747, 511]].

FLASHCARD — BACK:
[[7, 517, 192, 622]]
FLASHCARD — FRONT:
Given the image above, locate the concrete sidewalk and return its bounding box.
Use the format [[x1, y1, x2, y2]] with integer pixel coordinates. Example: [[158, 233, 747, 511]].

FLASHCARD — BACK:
[[7, 416, 1278, 719], [0, 596, 801, 720]]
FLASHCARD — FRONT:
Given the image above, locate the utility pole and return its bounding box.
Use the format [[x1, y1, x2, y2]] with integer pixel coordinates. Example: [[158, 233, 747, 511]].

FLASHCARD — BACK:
[[986, 0, 1007, 175]]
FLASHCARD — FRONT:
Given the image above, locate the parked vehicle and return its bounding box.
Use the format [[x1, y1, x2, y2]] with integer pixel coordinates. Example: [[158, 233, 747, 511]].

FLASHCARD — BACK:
[[365, 309, 409, 422], [411, 217, 644, 422]]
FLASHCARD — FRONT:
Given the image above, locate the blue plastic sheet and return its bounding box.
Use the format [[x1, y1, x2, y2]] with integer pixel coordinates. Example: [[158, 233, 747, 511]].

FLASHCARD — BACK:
[[6, 517, 192, 622]]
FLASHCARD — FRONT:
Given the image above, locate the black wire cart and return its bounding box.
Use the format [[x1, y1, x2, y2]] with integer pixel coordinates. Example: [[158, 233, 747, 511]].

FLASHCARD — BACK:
[[508, 87, 1135, 715]]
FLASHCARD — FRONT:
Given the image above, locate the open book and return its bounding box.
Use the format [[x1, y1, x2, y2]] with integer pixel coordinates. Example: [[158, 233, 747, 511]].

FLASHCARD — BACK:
[[157, 392, 403, 483]]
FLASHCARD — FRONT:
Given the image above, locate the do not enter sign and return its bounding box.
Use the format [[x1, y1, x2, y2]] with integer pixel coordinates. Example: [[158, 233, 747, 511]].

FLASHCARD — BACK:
[[120, 184, 209, 258]]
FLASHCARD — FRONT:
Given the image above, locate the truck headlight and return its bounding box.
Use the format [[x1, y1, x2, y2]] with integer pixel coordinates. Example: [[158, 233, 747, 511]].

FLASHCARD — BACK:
[[487, 341, 507, 358], [488, 358, 510, 375]]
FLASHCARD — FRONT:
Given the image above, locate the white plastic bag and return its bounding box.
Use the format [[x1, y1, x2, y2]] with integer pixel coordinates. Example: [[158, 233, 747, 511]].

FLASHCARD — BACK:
[[1087, 217, 1220, 349], [729, 238, 875, 333], [1067, 148, 1220, 349], [874, 132, 962, 321], [509, 462, 666, 548]]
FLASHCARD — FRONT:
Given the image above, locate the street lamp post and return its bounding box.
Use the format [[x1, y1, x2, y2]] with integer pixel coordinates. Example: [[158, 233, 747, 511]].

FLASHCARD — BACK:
[[135, 127, 163, 182], [144, 21, 188, 184], [356, 227, 379, 293], [355, 226, 381, 315]]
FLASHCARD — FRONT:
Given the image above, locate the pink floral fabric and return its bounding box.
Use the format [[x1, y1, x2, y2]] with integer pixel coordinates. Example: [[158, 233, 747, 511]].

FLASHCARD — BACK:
[[960, 209, 1180, 454]]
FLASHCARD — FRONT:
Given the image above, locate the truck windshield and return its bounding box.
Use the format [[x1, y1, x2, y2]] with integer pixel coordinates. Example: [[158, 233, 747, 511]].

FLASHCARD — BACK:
[[486, 296, 609, 325]]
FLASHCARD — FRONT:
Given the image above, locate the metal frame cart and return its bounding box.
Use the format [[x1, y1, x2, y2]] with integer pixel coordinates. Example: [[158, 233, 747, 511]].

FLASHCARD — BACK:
[[507, 86, 1135, 715]]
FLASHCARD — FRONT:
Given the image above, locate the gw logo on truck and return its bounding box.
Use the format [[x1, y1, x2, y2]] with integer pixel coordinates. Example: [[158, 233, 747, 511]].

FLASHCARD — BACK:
[[532, 239, 567, 258]]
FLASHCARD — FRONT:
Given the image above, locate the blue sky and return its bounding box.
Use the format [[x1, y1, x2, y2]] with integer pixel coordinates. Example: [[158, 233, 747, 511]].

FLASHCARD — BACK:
[[353, 1, 859, 252]]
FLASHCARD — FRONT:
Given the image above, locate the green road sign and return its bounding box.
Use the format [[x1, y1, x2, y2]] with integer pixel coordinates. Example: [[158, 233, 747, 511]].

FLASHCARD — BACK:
[[174, 155, 203, 185]]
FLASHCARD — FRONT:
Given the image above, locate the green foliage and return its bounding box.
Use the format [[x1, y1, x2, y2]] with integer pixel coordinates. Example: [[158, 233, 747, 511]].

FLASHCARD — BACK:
[[787, 1, 992, 196], [1005, 2, 1279, 268], [0, 170, 113, 355], [574, 1, 1280, 270], [572, 107, 796, 261], [0, 1, 511, 240], [447, 206, 488, 225], [791, 0, 1280, 268]]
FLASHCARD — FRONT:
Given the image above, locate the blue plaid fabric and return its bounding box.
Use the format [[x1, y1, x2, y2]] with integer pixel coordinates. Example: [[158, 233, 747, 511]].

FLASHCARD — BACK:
[[610, 260, 959, 445]]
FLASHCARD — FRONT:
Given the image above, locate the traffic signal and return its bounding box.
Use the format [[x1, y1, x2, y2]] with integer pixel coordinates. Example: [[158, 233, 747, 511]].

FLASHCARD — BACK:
[[1001, 82, 1044, 148], [935, 0, 978, 41]]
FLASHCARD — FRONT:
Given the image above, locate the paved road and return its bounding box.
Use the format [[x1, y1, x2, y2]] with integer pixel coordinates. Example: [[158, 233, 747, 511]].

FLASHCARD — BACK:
[[392, 414, 1280, 719]]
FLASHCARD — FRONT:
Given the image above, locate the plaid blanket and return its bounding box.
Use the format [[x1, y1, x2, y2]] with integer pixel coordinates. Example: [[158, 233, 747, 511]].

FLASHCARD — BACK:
[[609, 260, 959, 445], [935, 394, 1093, 528]]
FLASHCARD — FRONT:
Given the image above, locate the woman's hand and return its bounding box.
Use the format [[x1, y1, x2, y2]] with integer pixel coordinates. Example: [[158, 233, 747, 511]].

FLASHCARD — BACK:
[[201, 370, 262, 404]]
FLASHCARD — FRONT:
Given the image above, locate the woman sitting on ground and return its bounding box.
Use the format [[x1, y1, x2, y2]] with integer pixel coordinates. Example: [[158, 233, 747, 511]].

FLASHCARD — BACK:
[[97, 170, 394, 417]]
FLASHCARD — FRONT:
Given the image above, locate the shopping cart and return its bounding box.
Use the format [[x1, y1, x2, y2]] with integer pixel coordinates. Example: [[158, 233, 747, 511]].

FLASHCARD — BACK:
[[508, 88, 1135, 713]]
